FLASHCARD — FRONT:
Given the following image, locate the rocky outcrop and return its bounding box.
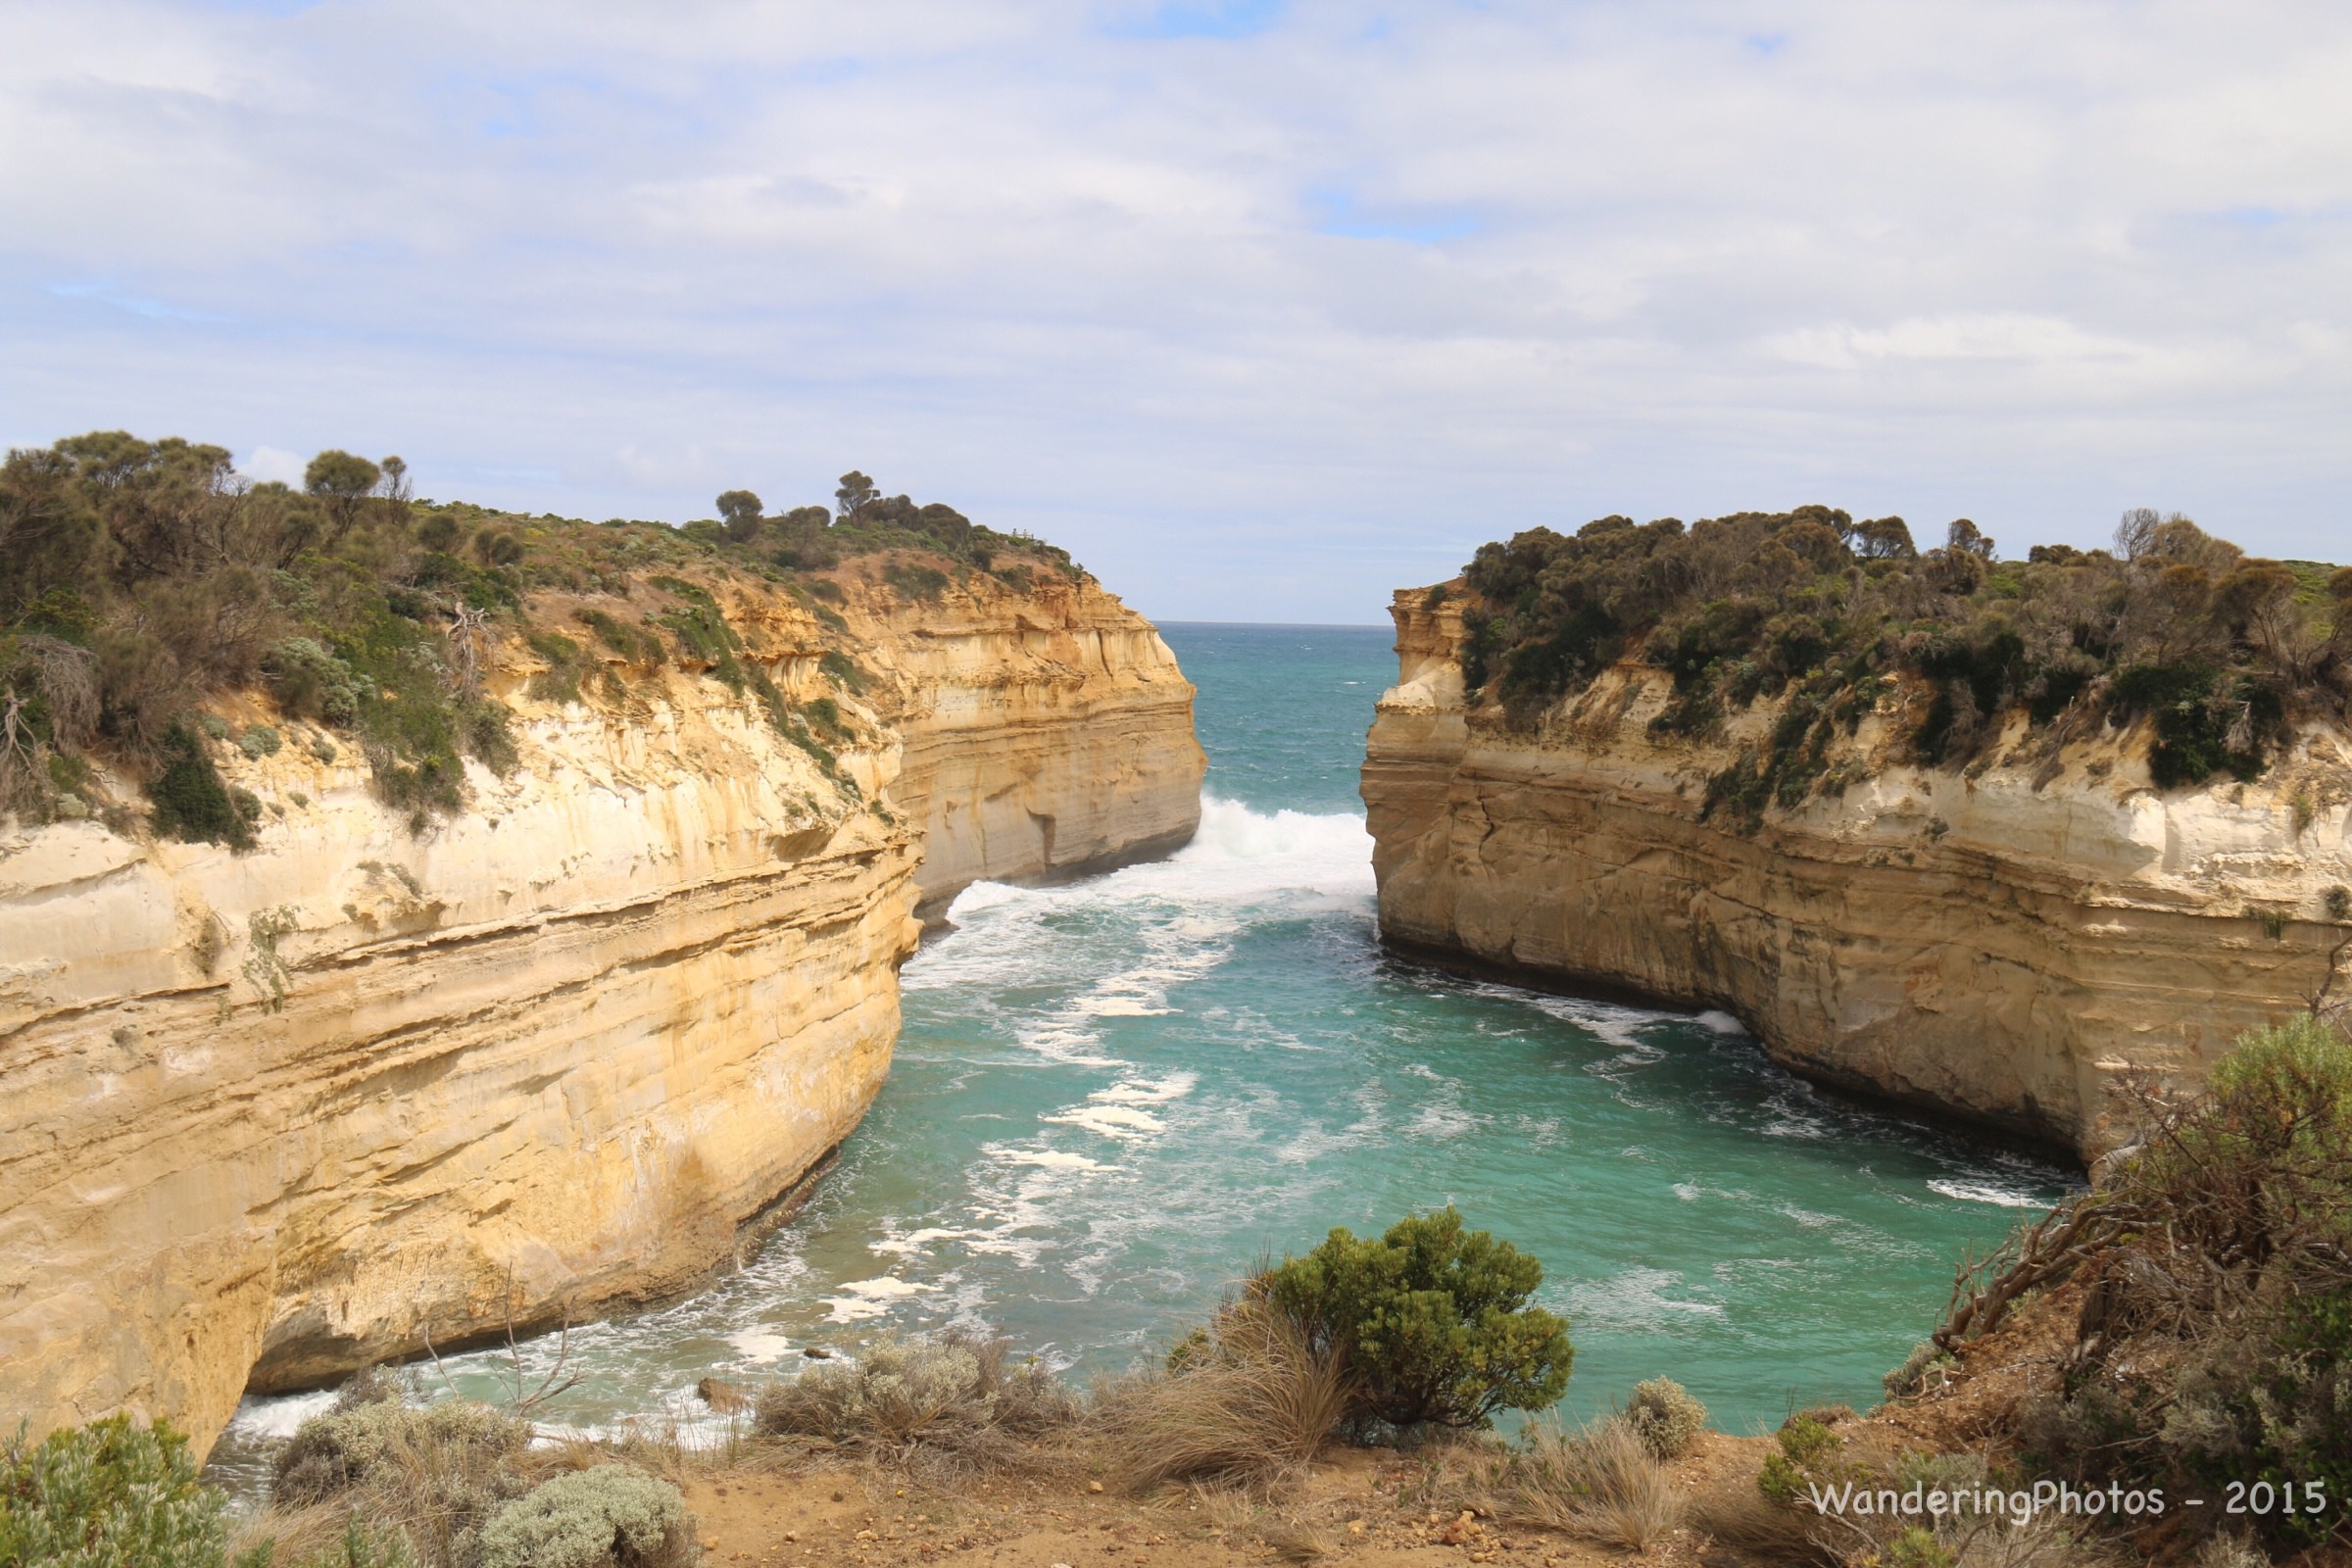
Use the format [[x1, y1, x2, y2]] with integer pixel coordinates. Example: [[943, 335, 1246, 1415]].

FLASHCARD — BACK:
[[837, 573, 1203, 914], [0, 565, 1200, 1456], [1364, 589, 2352, 1163]]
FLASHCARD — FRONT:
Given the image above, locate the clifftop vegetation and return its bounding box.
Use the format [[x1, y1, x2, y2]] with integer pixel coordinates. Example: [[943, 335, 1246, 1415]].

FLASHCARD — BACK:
[[1451, 508, 2351, 808], [0, 431, 1081, 842]]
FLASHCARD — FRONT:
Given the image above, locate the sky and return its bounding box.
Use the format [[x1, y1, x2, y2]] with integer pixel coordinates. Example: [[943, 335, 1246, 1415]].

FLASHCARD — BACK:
[[4, 2, 2349, 624]]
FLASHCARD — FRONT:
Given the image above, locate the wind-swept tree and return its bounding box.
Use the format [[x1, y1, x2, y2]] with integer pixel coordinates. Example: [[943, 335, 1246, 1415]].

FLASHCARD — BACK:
[[305, 450, 380, 543], [716, 489, 764, 543], [834, 471, 877, 518]]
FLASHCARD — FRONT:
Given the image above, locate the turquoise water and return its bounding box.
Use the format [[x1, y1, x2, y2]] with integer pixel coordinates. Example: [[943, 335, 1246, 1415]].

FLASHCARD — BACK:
[[220, 621, 2070, 1465]]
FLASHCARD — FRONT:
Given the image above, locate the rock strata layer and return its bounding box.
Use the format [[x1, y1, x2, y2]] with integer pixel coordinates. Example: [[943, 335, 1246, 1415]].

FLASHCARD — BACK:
[[839, 574, 1203, 913], [0, 567, 1199, 1455], [1363, 589, 2352, 1163]]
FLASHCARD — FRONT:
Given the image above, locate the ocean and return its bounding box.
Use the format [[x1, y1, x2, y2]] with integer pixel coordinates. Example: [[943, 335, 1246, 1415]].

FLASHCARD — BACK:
[[214, 620, 2069, 1470]]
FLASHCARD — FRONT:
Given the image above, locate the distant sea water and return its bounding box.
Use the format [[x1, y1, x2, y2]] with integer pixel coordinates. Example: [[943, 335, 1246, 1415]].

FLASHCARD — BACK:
[[212, 622, 2070, 1478]]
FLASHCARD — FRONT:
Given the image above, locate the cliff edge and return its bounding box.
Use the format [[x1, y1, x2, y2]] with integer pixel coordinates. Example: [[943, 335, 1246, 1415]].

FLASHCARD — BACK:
[[842, 572, 1203, 914], [0, 560, 1198, 1456], [1364, 589, 2352, 1163]]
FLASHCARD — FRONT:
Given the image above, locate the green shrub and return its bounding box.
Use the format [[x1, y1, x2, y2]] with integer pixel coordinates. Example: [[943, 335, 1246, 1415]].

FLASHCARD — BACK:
[[816, 650, 865, 692], [474, 1468, 690, 1568], [522, 628, 587, 707], [1756, 1412, 1844, 1504], [7, 428, 1079, 837], [882, 562, 951, 602], [2110, 662, 2281, 788], [239, 724, 282, 759], [1620, 1376, 1706, 1459], [804, 696, 847, 739], [1263, 1206, 1573, 1430], [570, 608, 663, 666], [148, 724, 254, 849], [0, 1414, 248, 1568], [1451, 506, 2334, 804], [458, 701, 518, 777]]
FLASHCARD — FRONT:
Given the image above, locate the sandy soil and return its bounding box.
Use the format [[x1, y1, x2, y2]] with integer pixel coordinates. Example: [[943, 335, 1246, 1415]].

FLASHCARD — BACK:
[[677, 1437, 1772, 1568]]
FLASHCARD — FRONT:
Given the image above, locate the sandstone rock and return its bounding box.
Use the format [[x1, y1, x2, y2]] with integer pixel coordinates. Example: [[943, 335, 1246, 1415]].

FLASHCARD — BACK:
[[1362, 589, 2352, 1163], [0, 568, 1200, 1457], [832, 573, 1204, 914]]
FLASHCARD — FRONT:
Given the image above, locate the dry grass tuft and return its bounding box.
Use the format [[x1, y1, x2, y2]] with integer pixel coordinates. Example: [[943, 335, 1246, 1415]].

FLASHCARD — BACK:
[[225, 1500, 353, 1567], [1258, 1512, 1343, 1562], [1184, 1488, 1344, 1563], [1092, 1295, 1352, 1494], [1690, 1470, 1840, 1565], [1488, 1416, 1685, 1550]]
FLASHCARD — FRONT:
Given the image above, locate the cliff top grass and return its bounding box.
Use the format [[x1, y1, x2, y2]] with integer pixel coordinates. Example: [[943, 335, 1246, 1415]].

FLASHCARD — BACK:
[[0, 432, 1084, 842], [1447, 508, 2352, 817]]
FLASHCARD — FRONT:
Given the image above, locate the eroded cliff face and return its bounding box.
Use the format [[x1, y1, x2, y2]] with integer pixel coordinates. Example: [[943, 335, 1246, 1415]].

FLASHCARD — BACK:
[[1365, 590, 2352, 1162], [0, 566, 1200, 1456], [837, 572, 1203, 913]]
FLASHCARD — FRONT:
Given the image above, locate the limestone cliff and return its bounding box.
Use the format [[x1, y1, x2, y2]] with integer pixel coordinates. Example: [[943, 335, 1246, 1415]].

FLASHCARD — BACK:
[[0, 566, 1199, 1456], [1364, 589, 2352, 1162], [835, 572, 1202, 913]]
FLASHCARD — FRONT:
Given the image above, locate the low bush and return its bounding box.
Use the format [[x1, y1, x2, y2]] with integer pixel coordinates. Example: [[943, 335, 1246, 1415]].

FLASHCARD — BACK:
[[1620, 1376, 1706, 1460], [148, 722, 254, 848], [752, 1330, 1079, 1484], [1263, 1205, 1573, 1431], [474, 1467, 691, 1568], [272, 1391, 533, 1568], [521, 629, 589, 707], [0, 1414, 252, 1568], [881, 562, 951, 602], [816, 649, 865, 692]]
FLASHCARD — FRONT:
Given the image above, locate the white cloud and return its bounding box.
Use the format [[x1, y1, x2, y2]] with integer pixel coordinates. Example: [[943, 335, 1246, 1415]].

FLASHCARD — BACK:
[[238, 445, 305, 486], [4, 0, 2351, 621]]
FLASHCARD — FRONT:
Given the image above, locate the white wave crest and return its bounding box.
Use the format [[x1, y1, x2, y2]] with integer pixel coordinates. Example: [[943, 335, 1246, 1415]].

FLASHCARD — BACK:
[[1092, 1073, 1198, 1105], [823, 1275, 938, 1323], [225, 1388, 340, 1442], [1044, 1104, 1166, 1138], [999, 1149, 1111, 1172], [727, 1330, 795, 1363], [1928, 1178, 2050, 1208], [1566, 1265, 1727, 1328]]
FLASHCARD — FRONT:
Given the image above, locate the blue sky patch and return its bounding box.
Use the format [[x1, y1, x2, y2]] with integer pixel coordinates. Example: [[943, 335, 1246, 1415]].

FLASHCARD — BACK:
[[1112, 0, 1285, 41], [47, 281, 232, 325], [1309, 185, 1481, 245]]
